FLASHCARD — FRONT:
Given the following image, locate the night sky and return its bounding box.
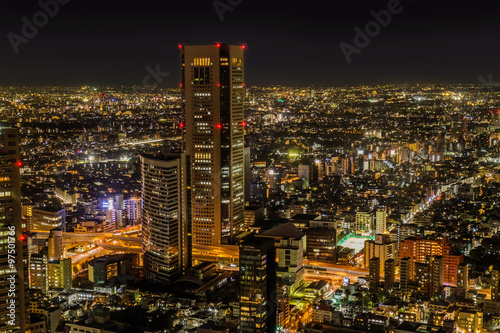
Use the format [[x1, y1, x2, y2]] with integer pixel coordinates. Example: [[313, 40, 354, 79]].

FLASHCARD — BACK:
[[1, 0, 500, 87]]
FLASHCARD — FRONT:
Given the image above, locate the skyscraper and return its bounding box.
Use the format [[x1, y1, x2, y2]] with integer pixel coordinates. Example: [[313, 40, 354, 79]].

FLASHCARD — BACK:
[[239, 235, 276, 333], [0, 127, 27, 332], [181, 43, 245, 246], [141, 153, 190, 284]]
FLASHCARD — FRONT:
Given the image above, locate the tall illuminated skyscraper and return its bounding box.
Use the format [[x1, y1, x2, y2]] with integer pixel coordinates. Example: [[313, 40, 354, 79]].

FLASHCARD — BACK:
[[141, 153, 190, 284], [0, 127, 27, 332], [180, 43, 245, 246]]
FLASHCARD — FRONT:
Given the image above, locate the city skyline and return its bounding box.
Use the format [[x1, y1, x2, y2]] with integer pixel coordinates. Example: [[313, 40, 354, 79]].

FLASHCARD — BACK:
[[2, 2, 500, 332]]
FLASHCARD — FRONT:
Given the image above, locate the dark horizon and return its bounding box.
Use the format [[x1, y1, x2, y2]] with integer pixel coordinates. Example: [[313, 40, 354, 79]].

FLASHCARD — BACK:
[[1, 0, 500, 87]]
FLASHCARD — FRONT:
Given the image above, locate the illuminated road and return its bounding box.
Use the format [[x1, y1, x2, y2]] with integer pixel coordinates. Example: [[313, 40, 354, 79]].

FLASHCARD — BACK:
[[70, 246, 106, 264], [124, 138, 165, 145], [98, 238, 141, 253]]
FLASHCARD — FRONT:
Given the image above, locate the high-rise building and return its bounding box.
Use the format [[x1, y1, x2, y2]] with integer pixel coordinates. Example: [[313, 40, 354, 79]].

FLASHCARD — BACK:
[[364, 234, 397, 275], [492, 269, 500, 301], [400, 257, 411, 300], [181, 43, 245, 246], [0, 127, 27, 332], [399, 236, 463, 284], [48, 228, 63, 261], [141, 153, 190, 284], [298, 165, 310, 187], [239, 235, 276, 333], [384, 259, 395, 292], [29, 252, 48, 294], [47, 258, 72, 290], [258, 222, 306, 294], [369, 257, 380, 291], [124, 196, 141, 225], [430, 256, 444, 299], [457, 263, 469, 295], [415, 261, 430, 294], [244, 146, 251, 203], [356, 211, 373, 233], [276, 283, 290, 329], [375, 207, 387, 235]]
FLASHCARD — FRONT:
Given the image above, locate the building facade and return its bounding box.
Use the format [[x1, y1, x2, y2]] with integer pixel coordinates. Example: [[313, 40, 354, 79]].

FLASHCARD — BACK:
[[239, 236, 276, 333], [0, 127, 27, 332], [141, 153, 190, 284], [181, 43, 245, 246]]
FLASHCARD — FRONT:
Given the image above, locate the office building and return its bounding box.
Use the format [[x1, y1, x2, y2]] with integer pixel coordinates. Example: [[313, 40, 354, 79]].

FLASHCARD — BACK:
[[0, 127, 27, 332], [239, 235, 276, 333], [141, 153, 190, 284], [304, 227, 336, 264], [244, 205, 264, 229], [258, 222, 306, 293], [28, 207, 66, 232], [181, 43, 245, 246]]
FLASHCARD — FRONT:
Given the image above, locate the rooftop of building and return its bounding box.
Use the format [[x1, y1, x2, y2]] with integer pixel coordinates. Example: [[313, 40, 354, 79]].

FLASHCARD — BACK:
[[258, 221, 305, 239]]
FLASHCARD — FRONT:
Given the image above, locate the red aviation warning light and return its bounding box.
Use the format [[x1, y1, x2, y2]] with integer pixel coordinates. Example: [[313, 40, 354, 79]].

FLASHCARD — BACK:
[[20, 234, 27, 241], [216, 124, 223, 129], [242, 45, 246, 49], [216, 43, 221, 47], [241, 121, 247, 127], [179, 123, 185, 128], [178, 44, 182, 49], [16, 161, 23, 167], [217, 83, 221, 87]]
